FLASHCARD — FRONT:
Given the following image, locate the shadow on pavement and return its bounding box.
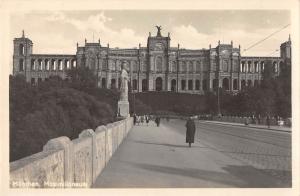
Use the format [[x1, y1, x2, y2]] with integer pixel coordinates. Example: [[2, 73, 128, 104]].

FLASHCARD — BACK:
[[123, 161, 247, 187], [123, 161, 290, 188], [129, 139, 208, 149], [222, 165, 291, 188]]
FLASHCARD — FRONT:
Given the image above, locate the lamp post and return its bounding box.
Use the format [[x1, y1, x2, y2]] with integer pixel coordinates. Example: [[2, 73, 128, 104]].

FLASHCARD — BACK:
[[217, 86, 221, 117]]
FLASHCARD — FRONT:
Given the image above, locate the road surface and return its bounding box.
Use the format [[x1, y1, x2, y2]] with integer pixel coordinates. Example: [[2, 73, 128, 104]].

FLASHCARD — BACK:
[[93, 119, 291, 188]]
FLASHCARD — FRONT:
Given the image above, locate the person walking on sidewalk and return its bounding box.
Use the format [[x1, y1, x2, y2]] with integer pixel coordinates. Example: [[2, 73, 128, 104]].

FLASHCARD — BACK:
[[145, 115, 150, 126], [133, 113, 137, 125], [155, 116, 160, 127], [266, 115, 271, 129], [186, 117, 196, 148]]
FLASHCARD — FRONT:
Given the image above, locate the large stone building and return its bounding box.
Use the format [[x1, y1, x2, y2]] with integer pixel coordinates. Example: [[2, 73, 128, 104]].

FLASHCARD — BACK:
[[13, 27, 291, 94]]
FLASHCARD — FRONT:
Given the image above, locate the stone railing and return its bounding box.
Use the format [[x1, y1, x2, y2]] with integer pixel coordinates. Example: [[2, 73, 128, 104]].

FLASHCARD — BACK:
[[9, 117, 133, 188], [211, 115, 279, 126]]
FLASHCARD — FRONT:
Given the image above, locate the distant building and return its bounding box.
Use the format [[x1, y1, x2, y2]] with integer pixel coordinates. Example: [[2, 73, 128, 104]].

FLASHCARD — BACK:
[[13, 28, 291, 94]]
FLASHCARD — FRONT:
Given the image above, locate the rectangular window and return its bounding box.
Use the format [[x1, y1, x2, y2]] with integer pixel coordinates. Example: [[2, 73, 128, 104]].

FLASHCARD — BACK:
[[188, 80, 193, 90], [181, 80, 186, 90]]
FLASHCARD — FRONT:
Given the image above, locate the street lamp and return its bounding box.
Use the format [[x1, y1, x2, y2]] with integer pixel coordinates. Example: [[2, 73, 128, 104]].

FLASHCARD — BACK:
[[217, 86, 221, 117]]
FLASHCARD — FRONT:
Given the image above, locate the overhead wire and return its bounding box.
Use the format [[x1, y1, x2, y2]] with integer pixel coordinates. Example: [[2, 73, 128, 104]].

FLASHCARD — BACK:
[[242, 24, 290, 54]]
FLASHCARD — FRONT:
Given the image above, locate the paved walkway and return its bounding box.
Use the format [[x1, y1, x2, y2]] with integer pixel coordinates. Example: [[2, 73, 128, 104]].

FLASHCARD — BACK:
[[92, 121, 283, 188], [205, 120, 291, 132]]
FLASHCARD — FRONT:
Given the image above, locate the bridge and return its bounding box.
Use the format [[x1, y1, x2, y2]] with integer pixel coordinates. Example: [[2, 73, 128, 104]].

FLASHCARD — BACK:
[[9, 116, 291, 188]]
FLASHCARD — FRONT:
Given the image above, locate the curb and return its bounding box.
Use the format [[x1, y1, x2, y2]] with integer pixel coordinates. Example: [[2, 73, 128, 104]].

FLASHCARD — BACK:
[[202, 121, 291, 133]]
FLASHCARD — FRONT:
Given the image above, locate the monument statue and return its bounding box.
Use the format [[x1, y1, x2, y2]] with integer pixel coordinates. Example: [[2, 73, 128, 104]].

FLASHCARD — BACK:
[[120, 64, 129, 101], [117, 62, 130, 117], [155, 25, 162, 37]]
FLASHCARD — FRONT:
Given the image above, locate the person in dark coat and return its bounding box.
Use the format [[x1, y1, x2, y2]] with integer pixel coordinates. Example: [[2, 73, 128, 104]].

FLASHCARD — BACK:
[[145, 115, 150, 126], [266, 115, 270, 129], [133, 114, 137, 125], [155, 116, 160, 127], [186, 117, 196, 147]]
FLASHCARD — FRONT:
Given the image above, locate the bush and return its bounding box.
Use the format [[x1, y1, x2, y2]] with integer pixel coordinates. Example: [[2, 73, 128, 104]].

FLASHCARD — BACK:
[[9, 75, 115, 161]]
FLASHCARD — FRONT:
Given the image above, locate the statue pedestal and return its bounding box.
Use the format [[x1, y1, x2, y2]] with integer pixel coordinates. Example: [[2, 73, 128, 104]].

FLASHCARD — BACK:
[[118, 101, 129, 117]]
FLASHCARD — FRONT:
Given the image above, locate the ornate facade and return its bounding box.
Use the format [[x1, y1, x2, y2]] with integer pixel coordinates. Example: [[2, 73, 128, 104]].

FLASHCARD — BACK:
[[13, 28, 291, 94]]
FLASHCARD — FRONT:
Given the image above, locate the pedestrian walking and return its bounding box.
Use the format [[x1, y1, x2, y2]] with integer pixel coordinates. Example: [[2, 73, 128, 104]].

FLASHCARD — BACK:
[[186, 117, 196, 148], [155, 116, 160, 127], [266, 115, 270, 129], [141, 115, 144, 125], [145, 115, 150, 126], [133, 114, 137, 125], [136, 116, 140, 125]]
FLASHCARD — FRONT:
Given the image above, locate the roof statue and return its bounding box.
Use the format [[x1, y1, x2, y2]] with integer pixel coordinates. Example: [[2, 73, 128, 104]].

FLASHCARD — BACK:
[[155, 25, 162, 37]]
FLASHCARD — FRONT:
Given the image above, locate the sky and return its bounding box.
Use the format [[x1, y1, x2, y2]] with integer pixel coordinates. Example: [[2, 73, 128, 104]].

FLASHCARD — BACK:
[[10, 10, 290, 57]]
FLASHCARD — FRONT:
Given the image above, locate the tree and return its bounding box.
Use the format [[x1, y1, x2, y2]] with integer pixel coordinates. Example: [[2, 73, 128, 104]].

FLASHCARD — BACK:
[[66, 66, 97, 90]]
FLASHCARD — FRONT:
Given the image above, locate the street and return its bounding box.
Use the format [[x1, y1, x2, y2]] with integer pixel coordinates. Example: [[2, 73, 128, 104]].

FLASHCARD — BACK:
[[93, 119, 291, 188]]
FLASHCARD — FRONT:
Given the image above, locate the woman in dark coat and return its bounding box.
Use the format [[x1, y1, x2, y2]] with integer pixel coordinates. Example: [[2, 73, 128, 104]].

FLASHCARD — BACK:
[[186, 117, 196, 147]]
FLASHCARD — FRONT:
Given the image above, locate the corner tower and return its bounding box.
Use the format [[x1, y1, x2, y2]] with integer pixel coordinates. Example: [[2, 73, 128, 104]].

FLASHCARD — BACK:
[[13, 30, 33, 76], [280, 35, 291, 64]]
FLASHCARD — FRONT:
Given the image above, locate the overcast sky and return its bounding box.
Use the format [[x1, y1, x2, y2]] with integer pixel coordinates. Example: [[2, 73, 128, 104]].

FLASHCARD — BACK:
[[10, 10, 290, 57]]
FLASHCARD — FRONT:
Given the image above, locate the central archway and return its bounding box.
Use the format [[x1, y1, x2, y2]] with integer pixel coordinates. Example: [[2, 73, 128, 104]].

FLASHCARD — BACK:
[[156, 77, 163, 91], [222, 78, 229, 90]]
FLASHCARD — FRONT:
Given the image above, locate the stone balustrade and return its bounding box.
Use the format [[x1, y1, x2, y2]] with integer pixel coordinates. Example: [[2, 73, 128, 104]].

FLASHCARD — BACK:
[[212, 115, 278, 125], [9, 117, 133, 188]]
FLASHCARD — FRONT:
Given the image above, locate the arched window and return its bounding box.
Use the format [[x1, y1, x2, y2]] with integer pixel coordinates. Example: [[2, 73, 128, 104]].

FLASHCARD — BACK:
[[233, 79, 238, 90], [156, 56, 163, 72], [31, 59, 35, 71], [241, 80, 246, 90], [260, 61, 264, 72], [171, 61, 176, 72], [133, 79, 137, 90], [195, 80, 200, 90], [142, 79, 148, 91], [188, 80, 193, 90], [181, 61, 187, 73], [65, 60, 70, 70], [213, 79, 218, 90], [254, 62, 259, 72], [38, 59, 42, 70], [188, 61, 194, 73], [202, 79, 207, 91], [19, 44, 25, 55], [196, 61, 201, 73], [51, 59, 56, 70], [72, 59, 76, 68], [181, 80, 186, 90], [19, 59, 24, 71], [223, 60, 228, 72], [59, 60, 63, 70], [279, 61, 284, 73], [101, 78, 106, 88], [241, 61, 245, 72], [247, 61, 252, 72], [171, 79, 176, 91], [222, 78, 229, 90], [111, 79, 116, 89], [156, 77, 163, 91], [45, 59, 49, 71], [102, 60, 107, 70]]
